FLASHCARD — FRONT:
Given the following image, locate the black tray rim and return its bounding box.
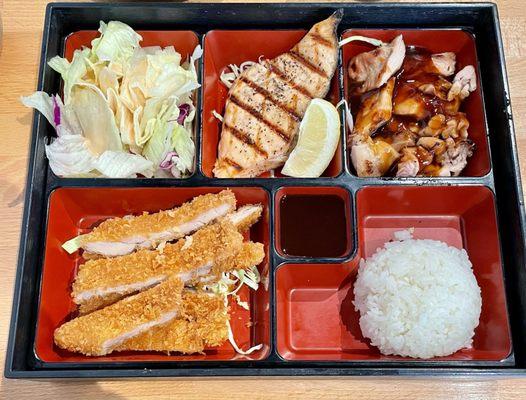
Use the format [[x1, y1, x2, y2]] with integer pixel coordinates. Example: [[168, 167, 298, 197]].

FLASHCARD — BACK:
[[6, 1, 526, 378]]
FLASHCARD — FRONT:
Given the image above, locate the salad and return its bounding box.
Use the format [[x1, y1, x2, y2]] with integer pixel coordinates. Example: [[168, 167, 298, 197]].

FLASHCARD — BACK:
[[22, 21, 201, 178]]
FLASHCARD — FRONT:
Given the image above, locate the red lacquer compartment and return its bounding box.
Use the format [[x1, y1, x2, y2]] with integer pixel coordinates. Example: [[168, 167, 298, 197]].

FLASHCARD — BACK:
[[202, 30, 342, 178], [341, 29, 491, 177], [276, 186, 510, 361], [36, 187, 270, 363], [274, 186, 353, 259]]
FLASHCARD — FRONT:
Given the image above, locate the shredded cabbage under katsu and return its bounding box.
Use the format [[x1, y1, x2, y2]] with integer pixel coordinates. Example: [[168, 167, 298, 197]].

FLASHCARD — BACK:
[[204, 265, 263, 355]]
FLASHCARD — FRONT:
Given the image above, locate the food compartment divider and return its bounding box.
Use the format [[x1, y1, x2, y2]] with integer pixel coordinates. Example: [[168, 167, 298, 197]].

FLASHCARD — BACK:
[[6, 2, 526, 378]]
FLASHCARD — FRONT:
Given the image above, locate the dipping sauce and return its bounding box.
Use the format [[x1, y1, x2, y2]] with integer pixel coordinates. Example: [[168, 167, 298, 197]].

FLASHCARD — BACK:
[[279, 194, 348, 257]]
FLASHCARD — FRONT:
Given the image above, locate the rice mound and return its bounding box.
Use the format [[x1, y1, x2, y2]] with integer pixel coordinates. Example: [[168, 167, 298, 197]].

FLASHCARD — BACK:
[[353, 230, 482, 359]]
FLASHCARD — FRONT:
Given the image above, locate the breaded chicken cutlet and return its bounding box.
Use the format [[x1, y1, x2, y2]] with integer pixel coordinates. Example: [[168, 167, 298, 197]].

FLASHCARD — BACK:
[[73, 213, 265, 315], [62, 190, 237, 258], [54, 277, 184, 356], [73, 221, 243, 314], [117, 291, 229, 354]]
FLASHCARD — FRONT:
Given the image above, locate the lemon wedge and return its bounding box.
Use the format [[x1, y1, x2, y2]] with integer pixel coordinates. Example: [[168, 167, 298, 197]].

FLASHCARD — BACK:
[[282, 98, 340, 178]]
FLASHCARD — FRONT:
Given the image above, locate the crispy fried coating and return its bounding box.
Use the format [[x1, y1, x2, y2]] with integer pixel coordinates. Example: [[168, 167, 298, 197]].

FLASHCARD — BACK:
[[225, 204, 263, 232], [75, 189, 236, 248], [116, 291, 229, 353], [79, 292, 128, 315], [54, 277, 184, 356], [216, 241, 265, 272], [72, 221, 244, 310]]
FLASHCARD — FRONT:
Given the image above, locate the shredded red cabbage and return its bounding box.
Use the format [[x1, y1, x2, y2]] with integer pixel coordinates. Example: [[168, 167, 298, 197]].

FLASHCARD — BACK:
[[160, 151, 178, 170], [52, 95, 61, 127], [177, 104, 191, 125]]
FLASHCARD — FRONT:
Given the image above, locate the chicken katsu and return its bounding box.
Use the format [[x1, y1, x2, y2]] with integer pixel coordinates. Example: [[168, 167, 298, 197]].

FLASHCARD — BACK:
[[347, 36, 477, 177], [117, 291, 229, 354], [62, 190, 237, 257], [73, 213, 264, 314], [213, 11, 342, 178], [54, 277, 184, 356]]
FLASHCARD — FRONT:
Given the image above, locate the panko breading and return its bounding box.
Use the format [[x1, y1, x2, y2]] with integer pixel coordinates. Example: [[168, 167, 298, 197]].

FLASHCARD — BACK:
[[54, 277, 184, 356], [63, 190, 237, 257], [225, 204, 263, 233], [117, 292, 229, 353], [73, 221, 244, 313], [215, 241, 265, 272]]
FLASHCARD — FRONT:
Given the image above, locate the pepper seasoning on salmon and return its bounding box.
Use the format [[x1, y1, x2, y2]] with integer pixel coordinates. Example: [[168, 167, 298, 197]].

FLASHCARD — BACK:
[[213, 10, 343, 178]]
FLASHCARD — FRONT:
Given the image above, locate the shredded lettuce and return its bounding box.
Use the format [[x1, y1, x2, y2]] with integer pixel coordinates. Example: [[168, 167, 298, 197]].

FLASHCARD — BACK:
[[90, 21, 142, 67], [48, 48, 90, 103], [171, 124, 195, 175], [203, 265, 262, 355], [62, 235, 86, 254], [93, 150, 153, 178], [141, 98, 179, 166], [22, 20, 199, 178], [338, 35, 385, 48], [70, 84, 123, 154]]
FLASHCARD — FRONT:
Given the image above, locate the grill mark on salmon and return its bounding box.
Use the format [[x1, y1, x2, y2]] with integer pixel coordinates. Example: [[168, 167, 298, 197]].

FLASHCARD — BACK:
[[310, 33, 334, 48], [289, 50, 328, 78], [223, 157, 243, 170], [223, 124, 268, 157], [228, 94, 292, 143], [239, 75, 302, 121], [266, 62, 315, 99]]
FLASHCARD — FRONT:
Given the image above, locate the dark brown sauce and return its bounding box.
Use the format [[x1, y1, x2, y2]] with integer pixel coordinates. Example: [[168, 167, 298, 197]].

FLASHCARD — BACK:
[[279, 194, 347, 257], [352, 46, 469, 177]]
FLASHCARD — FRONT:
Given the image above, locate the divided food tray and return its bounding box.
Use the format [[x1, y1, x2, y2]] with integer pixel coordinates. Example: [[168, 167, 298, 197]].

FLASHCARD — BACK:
[[6, 2, 526, 378]]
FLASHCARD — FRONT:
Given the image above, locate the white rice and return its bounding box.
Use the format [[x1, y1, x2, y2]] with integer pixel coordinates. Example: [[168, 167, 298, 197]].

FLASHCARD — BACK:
[[353, 230, 482, 359]]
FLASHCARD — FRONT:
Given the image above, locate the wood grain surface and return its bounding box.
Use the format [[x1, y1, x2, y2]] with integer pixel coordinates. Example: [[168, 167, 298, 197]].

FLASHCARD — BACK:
[[1, 1, 525, 398]]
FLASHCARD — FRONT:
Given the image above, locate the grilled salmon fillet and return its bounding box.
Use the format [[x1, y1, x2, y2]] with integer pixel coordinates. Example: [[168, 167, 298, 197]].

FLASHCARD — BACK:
[[213, 10, 343, 178]]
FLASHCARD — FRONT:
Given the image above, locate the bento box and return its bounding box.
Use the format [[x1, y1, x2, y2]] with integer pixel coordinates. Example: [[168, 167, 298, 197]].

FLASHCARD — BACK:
[[6, 2, 526, 378]]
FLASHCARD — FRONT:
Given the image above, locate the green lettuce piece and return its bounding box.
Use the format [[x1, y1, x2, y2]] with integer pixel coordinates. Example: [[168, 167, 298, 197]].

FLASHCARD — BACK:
[[70, 84, 123, 154], [91, 21, 142, 66], [141, 98, 179, 167], [48, 48, 90, 103], [171, 124, 195, 174]]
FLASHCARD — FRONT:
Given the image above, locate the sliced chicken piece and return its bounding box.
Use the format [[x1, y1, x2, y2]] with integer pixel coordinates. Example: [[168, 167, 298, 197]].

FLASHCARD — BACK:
[[350, 134, 399, 177], [419, 113, 469, 139], [72, 221, 244, 314], [353, 78, 395, 137], [396, 147, 420, 177], [429, 52, 456, 76], [116, 291, 229, 354], [54, 277, 184, 356], [348, 35, 406, 95], [63, 190, 237, 257], [393, 82, 429, 120], [395, 146, 434, 177], [448, 65, 477, 101], [214, 11, 342, 178], [402, 49, 455, 77], [418, 76, 453, 100], [436, 138, 475, 176], [417, 136, 447, 156], [224, 204, 263, 232], [390, 130, 417, 152]]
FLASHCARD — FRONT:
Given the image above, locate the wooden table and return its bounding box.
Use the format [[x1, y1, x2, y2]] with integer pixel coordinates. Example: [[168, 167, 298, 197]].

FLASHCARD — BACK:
[[1, 0, 525, 398]]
